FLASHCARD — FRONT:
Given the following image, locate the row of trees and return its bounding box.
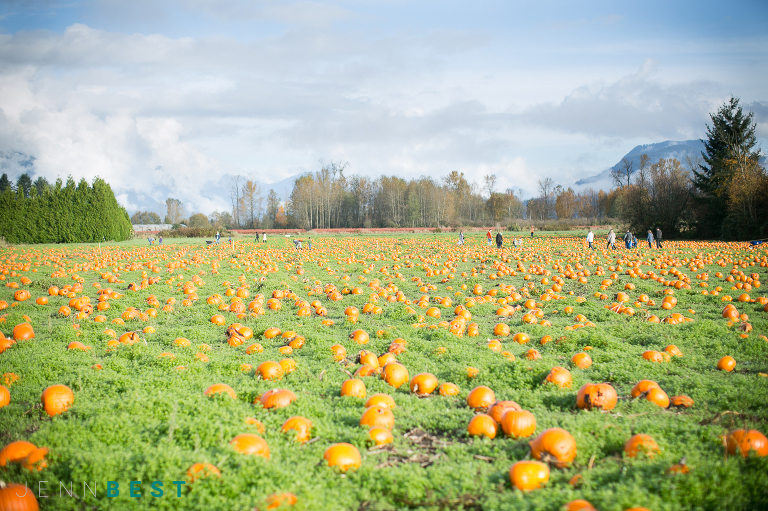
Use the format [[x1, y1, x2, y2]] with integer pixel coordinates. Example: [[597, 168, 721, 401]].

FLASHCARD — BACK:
[[129, 98, 765, 240], [0, 176, 132, 243]]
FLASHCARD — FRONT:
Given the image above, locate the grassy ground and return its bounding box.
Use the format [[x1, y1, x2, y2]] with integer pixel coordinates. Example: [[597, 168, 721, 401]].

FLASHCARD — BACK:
[[0, 234, 767, 510]]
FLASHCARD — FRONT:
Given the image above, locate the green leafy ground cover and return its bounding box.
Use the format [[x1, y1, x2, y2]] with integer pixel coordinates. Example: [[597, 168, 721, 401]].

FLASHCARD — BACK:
[[0, 234, 767, 510]]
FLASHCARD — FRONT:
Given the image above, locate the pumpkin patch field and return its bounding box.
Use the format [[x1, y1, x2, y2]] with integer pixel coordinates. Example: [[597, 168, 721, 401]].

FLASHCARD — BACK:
[[1, 234, 767, 511]]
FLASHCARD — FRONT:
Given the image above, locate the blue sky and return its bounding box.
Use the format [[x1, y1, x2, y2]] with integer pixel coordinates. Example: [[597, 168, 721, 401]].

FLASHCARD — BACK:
[[1, 0, 766, 215]]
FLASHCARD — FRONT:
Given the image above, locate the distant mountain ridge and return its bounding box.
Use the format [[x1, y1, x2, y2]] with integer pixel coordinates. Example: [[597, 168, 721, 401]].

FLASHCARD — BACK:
[[575, 139, 705, 186]]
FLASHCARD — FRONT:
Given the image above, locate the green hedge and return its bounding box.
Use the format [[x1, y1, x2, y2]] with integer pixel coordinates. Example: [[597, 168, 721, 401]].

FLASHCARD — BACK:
[[0, 176, 132, 243]]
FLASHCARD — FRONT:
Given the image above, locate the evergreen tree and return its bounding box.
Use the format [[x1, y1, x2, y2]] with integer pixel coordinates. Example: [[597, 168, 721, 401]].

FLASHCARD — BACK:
[[0, 174, 132, 244], [0, 174, 10, 193], [34, 177, 50, 195], [16, 173, 32, 198], [692, 97, 761, 238]]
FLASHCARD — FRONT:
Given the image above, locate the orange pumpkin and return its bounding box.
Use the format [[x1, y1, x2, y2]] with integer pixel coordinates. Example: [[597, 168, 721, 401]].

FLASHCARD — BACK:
[[0, 440, 37, 466], [340, 378, 367, 398], [630, 380, 661, 398], [12, 323, 35, 341], [409, 373, 439, 395], [500, 410, 537, 438], [717, 356, 736, 372], [324, 443, 361, 471], [488, 400, 522, 423], [467, 414, 497, 439], [41, 384, 74, 416], [204, 383, 236, 399], [572, 352, 592, 369], [438, 382, 460, 396], [365, 393, 396, 409], [624, 434, 660, 458], [466, 386, 496, 410], [0, 482, 40, 510], [257, 361, 284, 381], [281, 416, 313, 443], [726, 429, 768, 457], [545, 366, 572, 388], [186, 463, 221, 482], [258, 389, 296, 409], [576, 383, 617, 411], [509, 460, 550, 491], [368, 427, 393, 446], [381, 362, 409, 388], [0, 384, 9, 409], [230, 433, 270, 459], [529, 428, 577, 467], [360, 405, 395, 429]]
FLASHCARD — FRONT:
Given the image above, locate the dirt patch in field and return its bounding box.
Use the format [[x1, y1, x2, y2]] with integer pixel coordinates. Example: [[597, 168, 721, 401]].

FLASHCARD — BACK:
[[369, 428, 466, 468]]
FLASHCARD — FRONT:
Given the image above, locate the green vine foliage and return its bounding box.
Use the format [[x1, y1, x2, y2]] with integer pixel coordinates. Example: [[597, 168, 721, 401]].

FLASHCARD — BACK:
[[0, 176, 132, 243]]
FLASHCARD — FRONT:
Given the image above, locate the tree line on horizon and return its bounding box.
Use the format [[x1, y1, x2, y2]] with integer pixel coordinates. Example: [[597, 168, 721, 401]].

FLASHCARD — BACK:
[[159, 97, 762, 240], [0, 97, 763, 243]]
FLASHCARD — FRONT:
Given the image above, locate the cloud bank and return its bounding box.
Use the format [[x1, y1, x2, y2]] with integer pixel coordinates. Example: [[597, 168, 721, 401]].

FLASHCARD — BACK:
[[0, 2, 765, 214]]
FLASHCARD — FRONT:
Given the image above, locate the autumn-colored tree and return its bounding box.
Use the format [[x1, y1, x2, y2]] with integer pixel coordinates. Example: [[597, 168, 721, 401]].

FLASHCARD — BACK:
[[554, 187, 576, 219], [241, 180, 262, 228], [165, 198, 185, 224]]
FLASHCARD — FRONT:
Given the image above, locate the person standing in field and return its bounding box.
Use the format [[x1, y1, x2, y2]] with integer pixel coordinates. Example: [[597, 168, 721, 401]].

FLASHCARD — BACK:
[[586, 229, 594, 249], [623, 229, 632, 249], [458, 231, 464, 246], [655, 227, 663, 248], [607, 229, 616, 250], [647, 229, 654, 248], [486, 229, 492, 246], [262, 232, 267, 244], [308, 237, 313, 250], [530, 226, 535, 237], [495, 231, 503, 249]]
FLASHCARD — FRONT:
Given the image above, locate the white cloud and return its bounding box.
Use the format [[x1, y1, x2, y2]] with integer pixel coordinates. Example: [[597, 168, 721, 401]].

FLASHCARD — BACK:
[[0, 4, 765, 213], [519, 59, 723, 140]]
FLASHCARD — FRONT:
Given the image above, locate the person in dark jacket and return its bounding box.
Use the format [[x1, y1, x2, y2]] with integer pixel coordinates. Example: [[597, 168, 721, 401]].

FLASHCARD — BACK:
[[495, 231, 503, 249], [655, 227, 663, 248], [623, 229, 632, 249], [647, 229, 654, 248]]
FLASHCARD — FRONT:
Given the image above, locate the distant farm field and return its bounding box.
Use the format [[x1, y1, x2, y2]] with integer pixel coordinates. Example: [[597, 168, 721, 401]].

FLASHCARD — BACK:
[[1, 234, 767, 511]]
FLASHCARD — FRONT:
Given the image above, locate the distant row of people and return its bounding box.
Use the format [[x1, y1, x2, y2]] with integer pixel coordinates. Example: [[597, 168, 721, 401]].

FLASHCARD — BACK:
[[457, 230, 523, 248], [591, 228, 663, 250]]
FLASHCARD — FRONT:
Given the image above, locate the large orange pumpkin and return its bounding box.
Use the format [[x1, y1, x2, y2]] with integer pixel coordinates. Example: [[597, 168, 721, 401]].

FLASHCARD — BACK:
[[500, 410, 537, 438], [324, 443, 361, 471], [509, 460, 549, 491], [0, 481, 40, 510], [12, 323, 35, 341], [576, 383, 617, 411], [41, 384, 74, 416], [726, 429, 768, 457], [467, 386, 496, 410], [0, 441, 37, 466], [381, 362, 409, 388], [529, 428, 577, 467]]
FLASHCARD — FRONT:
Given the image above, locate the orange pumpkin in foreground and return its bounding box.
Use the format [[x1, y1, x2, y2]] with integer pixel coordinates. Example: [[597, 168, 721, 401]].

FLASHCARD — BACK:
[[509, 460, 549, 491], [324, 443, 361, 471], [41, 384, 74, 416]]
